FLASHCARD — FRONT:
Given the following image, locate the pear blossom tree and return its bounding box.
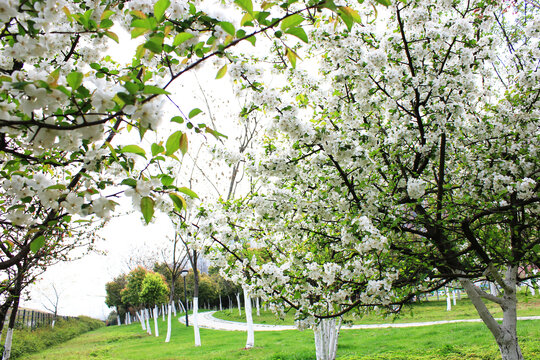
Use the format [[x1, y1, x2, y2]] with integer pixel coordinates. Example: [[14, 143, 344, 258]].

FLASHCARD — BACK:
[[0, 0, 360, 355], [204, 1, 539, 359]]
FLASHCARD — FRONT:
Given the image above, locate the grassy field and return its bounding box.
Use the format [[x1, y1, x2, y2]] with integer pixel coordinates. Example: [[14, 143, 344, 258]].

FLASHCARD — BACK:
[[23, 293, 540, 359], [214, 294, 540, 326], [24, 317, 540, 360]]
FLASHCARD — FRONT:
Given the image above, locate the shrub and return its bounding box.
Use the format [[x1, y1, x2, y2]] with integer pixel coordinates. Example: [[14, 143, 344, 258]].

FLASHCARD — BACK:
[[9, 316, 104, 359]]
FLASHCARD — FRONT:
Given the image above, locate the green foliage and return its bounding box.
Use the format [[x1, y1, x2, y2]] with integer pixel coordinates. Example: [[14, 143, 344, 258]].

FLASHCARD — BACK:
[[139, 272, 169, 306], [10, 316, 103, 359], [121, 266, 148, 307], [105, 274, 127, 315]]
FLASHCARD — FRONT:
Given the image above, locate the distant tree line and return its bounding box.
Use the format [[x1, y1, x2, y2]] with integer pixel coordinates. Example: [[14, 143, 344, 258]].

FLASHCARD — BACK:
[[105, 265, 241, 320]]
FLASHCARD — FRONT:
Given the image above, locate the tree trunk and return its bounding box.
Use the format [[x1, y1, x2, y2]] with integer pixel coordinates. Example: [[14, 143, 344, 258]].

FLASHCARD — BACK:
[[2, 293, 20, 360], [117, 315, 121, 326], [236, 293, 242, 316], [243, 287, 254, 349], [219, 294, 223, 311], [165, 303, 172, 343], [193, 297, 201, 346], [145, 309, 152, 335], [313, 318, 342, 360], [193, 258, 201, 347], [172, 301, 177, 316], [452, 289, 457, 306], [256, 297, 260, 317], [0, 297, 13, 343], [162, 304, 165, 321], [138, 310, 146, 331], [153, 306, 159, 337], [460, 267, 524, 360], [445, 287, 451, 311]]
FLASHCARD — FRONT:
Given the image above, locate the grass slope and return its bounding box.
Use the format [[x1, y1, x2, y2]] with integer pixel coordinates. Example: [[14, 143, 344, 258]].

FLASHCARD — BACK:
[[25, 316, 540, 359], [214, 295, 540, 325]]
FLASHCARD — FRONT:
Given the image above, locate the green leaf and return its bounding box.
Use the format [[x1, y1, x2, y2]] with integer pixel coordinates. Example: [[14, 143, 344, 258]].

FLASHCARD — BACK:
[[177, 187, 199, 199], [120, 145, 147, 158], [121, 178, 137, 187], [154, 0, 171, 21], [104, 30, 119, 43], [173, 32, 194, 46], [101, 9, 114, 20], [374, 0, 391, 6], [30, 235, 46, 253], [66, 71, 84, 90], [144, 39, 162, 53], [179, 133, 188, 155], [280, 14, 304, 30], [161, 175, 174, 186], [215, 64, 228, 79], [338, 8, 353, 31], [131, 27, 150, 38], [151, 143, 164, 156], [171, 116, 184, 124], [46, 184, 67, 190], [48, 68, 61, 85], [143, 85, 170, 95], [240, 13, 255, 26], [234, 0, 253, 14], [219, 21, 236, 36], [165, 131, 182, 155], [286, 48, 298, 68], [339, 6, 362, 25], [285, 27, 308, 43], [140, 196, 155, 224], [246, 35, 256, 46], [188, 108, 202, 118], [99, 18, 114, 29], [205, 126, 228, 139], [169, 193, 186, 212]]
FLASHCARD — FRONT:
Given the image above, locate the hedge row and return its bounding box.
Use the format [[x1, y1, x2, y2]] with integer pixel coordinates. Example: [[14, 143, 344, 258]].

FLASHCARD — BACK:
[[7, 316, 104, 359]]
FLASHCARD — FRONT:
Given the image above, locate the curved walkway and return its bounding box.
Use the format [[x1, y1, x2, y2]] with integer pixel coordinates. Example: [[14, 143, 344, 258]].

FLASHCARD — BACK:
[[179, 311, 540, 332]]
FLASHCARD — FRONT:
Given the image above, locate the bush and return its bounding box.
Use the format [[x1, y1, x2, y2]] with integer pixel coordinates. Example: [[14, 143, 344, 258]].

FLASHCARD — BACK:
[[9, 316, 104, 359]]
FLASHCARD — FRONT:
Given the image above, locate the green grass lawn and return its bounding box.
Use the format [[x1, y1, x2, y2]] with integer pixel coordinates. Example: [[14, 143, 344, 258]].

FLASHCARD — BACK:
[[22, 292, 540, 359], [24, 317, 540, 360], [214, 293, 540, 326]]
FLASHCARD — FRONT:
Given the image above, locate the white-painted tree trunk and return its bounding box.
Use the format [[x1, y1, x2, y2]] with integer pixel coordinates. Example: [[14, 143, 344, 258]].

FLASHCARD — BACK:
[[165, 303, 172, 343], [117, 315, 121, 326], [193, 297, 201, 346], [219, 294, 223, 311], [162, 304, 165, 321], [178, 300, 185, 312], [51, 320, 56, 328], [313, 318, 342, 360], [153, 306, 159, 337], [2, 328, 13, 360], [256, 297, 260, 317], [236, 293, 242, 316], [172, 302, 177, 316], [138, 311, 146, 331], [445, 287, 451, 311], [460, 267, 524, 360], [243, 287, 254, 349], [145, 309, 152, 335], [452, 289, 457, 306]]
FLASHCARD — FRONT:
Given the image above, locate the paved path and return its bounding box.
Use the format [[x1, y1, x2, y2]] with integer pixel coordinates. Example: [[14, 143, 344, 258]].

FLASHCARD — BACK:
[[179, 311, 540, 332]]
